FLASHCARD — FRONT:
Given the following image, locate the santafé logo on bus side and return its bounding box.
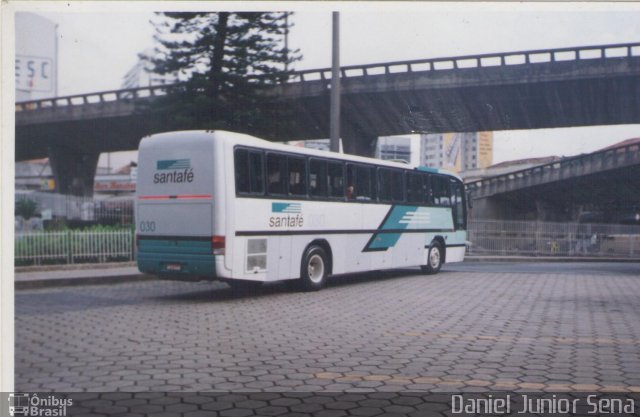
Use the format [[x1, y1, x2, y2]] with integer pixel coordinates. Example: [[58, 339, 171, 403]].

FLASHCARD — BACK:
[[270, 203, 303, 227], [153, 159, 194, 184]]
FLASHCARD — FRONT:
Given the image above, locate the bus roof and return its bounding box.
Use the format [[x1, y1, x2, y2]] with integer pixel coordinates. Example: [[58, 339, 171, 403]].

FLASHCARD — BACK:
[[143, 130, 461, 179]]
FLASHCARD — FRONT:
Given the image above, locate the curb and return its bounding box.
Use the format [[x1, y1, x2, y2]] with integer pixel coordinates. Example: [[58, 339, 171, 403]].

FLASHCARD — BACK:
[[15, 261, 136, 273], [464, 256, 640, 263], [15, 258, 638, 291], [15, 273, 158, 290]]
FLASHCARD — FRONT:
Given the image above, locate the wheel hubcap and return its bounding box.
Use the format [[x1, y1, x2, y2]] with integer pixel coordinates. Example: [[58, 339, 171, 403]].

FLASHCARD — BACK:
[[429, 247, 440, 268], [307, 254, 325, 283]]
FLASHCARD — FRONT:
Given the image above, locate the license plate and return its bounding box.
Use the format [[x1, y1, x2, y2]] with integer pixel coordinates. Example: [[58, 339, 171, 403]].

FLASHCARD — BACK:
[[166, 264, 182, 272]]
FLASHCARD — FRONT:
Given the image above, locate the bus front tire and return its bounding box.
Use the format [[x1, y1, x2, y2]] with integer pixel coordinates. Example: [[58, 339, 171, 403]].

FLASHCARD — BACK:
[[299, 245, 328, 291], [421, 241, 443, 274]]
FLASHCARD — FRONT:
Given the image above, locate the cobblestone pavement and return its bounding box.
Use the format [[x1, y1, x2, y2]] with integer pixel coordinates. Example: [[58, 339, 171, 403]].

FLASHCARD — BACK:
[[15, 265, 640, 393]]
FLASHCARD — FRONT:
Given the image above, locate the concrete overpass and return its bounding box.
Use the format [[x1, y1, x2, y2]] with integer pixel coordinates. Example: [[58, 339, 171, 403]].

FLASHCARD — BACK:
[[15, 42, 640, 195], [466, 140, 640, 222]]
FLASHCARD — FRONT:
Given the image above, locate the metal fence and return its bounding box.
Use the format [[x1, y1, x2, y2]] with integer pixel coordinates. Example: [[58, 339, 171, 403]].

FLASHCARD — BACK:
[[14, 220, 640, 267], [467, 220, 640, 258], [15, 229, 135, 266]]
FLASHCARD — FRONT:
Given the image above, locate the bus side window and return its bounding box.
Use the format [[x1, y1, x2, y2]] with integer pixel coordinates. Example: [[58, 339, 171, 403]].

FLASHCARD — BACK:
[[288, 156, 307, 196], [353, 165, 372, 201], [328, 162, 345, 198], [391, 170, 404, 202], [407, 172, 424, 204], [346, 164, 355, 200], [423, 173, 433, 205], [451, 179, 466, 230], [266, 153, 287, 195], [309, 159, 328, 198], [369, 166, 377, 201], [378, 168, 392, 203], [248, 151, 264, 194], [432, 176, 450, 206], [234, 148, 250, 194]]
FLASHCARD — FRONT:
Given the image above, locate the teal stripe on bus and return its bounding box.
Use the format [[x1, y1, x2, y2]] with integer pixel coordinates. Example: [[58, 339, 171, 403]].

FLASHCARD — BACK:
[[138, 238, 211, 255], [364, 205, 418, 252]]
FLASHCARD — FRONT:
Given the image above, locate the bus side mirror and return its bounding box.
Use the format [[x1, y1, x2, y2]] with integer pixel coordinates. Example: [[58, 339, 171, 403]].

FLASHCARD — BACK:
[[466, 192, 473, 209]]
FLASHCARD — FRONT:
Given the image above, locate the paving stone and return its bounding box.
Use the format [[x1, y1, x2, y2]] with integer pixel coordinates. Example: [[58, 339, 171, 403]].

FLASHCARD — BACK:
[[14, 270, 640, 400], [219, 409, 255, 417]]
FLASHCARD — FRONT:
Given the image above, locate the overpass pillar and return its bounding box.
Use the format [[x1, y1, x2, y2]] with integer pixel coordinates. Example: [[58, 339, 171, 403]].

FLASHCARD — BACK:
[[535, 199, 570, 222], [341, 134, 377, 158], [48, 146, 100, 197], [469, 197, 502, 220]]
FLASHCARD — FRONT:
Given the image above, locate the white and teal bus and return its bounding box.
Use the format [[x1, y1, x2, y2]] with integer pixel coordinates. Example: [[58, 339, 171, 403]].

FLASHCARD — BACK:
[[136, 130, 467, 291]]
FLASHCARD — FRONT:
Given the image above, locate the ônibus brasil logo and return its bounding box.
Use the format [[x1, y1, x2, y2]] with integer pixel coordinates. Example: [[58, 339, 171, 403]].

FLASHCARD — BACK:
[[8, 393, 73, 416], [154, 159, 194, 184]]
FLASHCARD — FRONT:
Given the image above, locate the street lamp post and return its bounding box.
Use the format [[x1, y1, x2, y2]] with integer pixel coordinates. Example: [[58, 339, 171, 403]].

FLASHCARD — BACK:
[[330, 12, 341, 152]]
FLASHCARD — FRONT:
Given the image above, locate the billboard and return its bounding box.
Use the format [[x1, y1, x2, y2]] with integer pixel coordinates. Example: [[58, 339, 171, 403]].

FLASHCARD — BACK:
[[442, 133, 462, 172], [477, 131, 494, 168], [422, 131, 493, 173], [15, 13, 57, 101]]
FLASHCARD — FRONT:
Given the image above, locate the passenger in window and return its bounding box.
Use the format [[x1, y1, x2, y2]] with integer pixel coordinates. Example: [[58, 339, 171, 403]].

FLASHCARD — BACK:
[[290, 180, 304, 196], [346, 185, 355, 200]]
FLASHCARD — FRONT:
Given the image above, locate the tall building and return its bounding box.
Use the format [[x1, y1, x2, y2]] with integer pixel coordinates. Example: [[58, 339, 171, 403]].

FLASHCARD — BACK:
[[121, 49, 177, 89], [290, 133, 493, 175], [287, 139, 337, 152], [376, 136, 413, 163], [15, 13, 58, 101], [420, 132, 493, 173]]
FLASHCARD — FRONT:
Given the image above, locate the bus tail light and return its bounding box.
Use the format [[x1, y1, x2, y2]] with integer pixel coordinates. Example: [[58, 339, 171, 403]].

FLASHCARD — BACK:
[[212, 235, 225, 255]]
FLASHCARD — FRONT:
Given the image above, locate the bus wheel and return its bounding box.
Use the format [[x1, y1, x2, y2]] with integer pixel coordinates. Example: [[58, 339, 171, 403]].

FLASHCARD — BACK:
[[421, 241, 443, 274], [300, 245, 328, 291]]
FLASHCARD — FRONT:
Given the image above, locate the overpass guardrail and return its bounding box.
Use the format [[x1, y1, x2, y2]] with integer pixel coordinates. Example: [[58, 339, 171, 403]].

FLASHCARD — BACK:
[[16, 42, 640, 112], [465, 141, 640, 198], [293, 42, 640, 81]]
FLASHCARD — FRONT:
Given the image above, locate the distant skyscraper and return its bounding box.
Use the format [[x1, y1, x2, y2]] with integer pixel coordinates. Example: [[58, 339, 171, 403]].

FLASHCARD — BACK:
[[420, 132, 493, 172], [287, 139, 332, 152], [121, 49, 177, 89], [376, 136, 413, 163], [301, 139, 331, 152]]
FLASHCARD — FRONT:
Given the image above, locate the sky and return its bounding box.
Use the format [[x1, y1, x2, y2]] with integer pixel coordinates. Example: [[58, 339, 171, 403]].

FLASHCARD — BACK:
[[12, 1, 640, 169]]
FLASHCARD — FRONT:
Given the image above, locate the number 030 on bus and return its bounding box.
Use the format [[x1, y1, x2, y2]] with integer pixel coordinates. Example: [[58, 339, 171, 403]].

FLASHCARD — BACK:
[[136, 131, 468, 291]]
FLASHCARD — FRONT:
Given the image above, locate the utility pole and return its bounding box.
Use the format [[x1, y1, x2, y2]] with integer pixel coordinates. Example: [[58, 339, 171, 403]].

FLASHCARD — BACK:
[[330, 12, 341, 152], [284, 12, 289, 73]]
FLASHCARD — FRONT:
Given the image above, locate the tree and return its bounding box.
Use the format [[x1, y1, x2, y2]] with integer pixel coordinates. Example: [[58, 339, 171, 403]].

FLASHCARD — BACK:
[[145, 12, 300, 132], [15, 199, 39, 220]]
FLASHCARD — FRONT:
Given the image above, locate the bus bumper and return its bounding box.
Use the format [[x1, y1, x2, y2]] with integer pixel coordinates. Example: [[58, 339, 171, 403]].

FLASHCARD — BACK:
[[137, 252, 217, 280]]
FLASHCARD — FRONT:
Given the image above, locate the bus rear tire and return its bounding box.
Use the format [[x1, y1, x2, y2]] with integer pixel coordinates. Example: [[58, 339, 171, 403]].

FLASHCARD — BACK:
[[421, 241, 443, 274], [299, 245, 328, 291]]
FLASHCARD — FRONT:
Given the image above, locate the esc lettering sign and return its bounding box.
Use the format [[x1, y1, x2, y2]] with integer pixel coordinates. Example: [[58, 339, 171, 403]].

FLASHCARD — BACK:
[[16, 55, 53, 92]]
